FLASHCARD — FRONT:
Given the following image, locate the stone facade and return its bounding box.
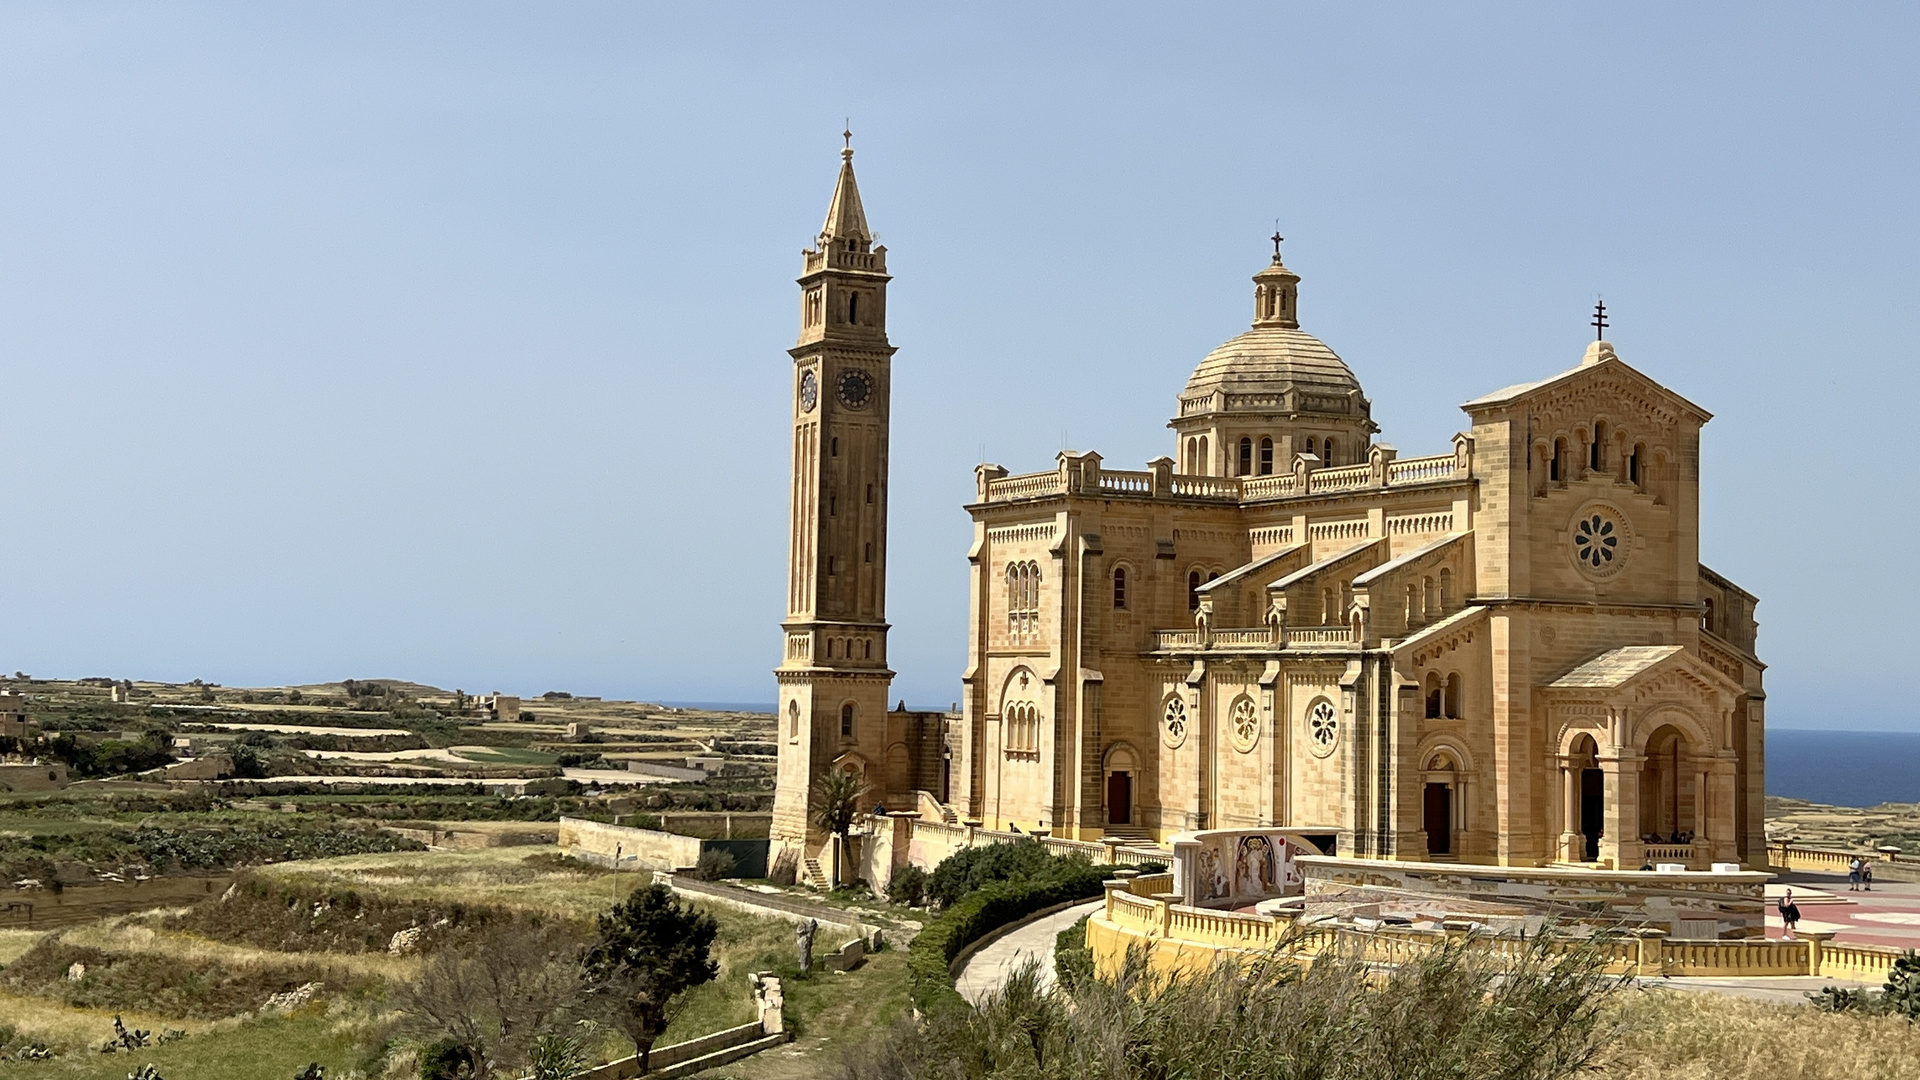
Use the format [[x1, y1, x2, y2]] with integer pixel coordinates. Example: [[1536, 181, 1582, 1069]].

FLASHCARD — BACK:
[[952, 246, 1765, 870], [770, 150, 1765, 876]]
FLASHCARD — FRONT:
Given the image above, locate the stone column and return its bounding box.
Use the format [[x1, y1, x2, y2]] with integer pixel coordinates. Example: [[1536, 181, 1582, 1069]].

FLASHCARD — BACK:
[[1559, 764, 1580, 862]]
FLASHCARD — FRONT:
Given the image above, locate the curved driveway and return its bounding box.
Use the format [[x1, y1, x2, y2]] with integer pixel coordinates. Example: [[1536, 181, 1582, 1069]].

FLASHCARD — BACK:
[[954, 899, 1106, 1006]]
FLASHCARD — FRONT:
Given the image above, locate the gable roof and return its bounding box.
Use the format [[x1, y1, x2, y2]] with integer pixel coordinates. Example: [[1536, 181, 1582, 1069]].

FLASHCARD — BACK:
[[1460, 344, 1711, 422], [1548, 645, 1686, 688]]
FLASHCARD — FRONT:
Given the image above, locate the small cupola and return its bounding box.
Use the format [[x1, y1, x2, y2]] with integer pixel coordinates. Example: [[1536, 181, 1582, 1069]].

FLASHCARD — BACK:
[[1252, 232, 1301, 330]]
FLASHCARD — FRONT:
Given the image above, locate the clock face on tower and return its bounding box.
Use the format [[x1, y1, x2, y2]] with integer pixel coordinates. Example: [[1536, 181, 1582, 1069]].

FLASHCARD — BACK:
[[798, 370, 818, 413], [837, 369, 874, 409]]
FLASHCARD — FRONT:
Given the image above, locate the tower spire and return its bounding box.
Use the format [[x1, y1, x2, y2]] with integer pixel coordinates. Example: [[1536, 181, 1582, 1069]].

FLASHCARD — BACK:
[[819, 129, 871, 245]]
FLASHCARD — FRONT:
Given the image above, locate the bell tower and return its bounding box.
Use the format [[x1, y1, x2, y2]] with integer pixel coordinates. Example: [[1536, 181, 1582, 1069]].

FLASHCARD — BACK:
[[772, 136, 897, 870]]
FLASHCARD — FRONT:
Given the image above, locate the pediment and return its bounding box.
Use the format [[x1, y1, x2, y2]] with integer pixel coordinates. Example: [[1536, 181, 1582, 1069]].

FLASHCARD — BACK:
[[1542, 644, 1741, 712]]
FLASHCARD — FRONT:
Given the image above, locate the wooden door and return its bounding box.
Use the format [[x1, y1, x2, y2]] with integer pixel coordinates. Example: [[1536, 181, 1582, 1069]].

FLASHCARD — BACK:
[[1423, 783, 1452, 855], [1107, 772, 1131, 825]]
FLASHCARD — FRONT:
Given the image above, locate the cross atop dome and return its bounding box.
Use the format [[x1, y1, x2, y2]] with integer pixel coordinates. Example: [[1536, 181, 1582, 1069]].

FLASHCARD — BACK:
[[1251, 231, 1301, 330]]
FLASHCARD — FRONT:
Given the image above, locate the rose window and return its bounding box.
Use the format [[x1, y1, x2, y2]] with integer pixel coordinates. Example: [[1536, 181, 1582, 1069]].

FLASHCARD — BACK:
[[1308, 699, 1338, 756], [1230, 697, 1259, 752], [1162, 697, 1188, 747], [1573, 513, 1618, 569]]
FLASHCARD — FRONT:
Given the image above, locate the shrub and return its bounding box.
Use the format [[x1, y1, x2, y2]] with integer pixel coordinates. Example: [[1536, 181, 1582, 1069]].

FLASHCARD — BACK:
[[690, 849, 736, 881], [906, 862, 1113, 1015], [887, 864, 928, 907], [926, 839, 1077, 909], [1054, 913, 1093, 992], [418, 1038, 476, 1080], [854, 933, 1621, 1080]]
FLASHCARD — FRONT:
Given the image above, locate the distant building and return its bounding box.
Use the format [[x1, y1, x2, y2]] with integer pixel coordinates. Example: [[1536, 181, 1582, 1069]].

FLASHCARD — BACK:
[[0, 693, 30, 741], [480, 693, 522, 722]]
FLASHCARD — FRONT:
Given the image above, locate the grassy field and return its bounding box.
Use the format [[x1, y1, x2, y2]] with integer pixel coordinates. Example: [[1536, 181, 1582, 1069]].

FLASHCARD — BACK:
[[0, 847, 912, 1079]]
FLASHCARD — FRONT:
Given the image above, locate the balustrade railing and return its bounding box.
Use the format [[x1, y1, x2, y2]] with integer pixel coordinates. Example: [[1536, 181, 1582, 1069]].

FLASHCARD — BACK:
[[1168, 474, 1244, 499], [1387, 454, 1458, 485], [1308, 464, 1373, 493], [1098, 470, 1152, 494], [1288, 626, 1353, 645], [1211, 627, 1278, 646], [986, 471, 1066, 501], [1240, 474, 1298, 499]]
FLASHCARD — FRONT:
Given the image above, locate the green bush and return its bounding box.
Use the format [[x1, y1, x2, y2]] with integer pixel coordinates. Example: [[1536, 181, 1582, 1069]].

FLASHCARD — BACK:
[[1054, 913, 1093, 992], [926, 839, 1064, 908], [690, 849, 736, 881], [887, 864, 928, 907], [906, 862, 1113, 1015]]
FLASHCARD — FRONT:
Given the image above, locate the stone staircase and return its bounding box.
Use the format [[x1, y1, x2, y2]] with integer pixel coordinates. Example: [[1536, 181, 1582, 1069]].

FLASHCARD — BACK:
[[1103, 824, 1154, 843], [802, 857, 830, 890]]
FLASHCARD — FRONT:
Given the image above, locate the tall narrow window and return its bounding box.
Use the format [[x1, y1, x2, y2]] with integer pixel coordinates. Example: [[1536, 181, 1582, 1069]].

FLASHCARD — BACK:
[[1188, 571, 1201, 612], [828, 555, 838, 576], [831, 437, 840, 458], [865, 483, 873, 504], [1259, 438, 1274, 475], [1551, 438, 1566, 481], [1426, 674, 1443, 719], [841, 703, 855, 738], [864, 542, 872, 563], [1113, 566, 1128, 610], [1445, 673, 1463, 719], [1438, 568, 1453, 612], [1629, 443, 1644, 486], [1323, 437, 1337, 465], [1238, 437, 1253, 476], [1198, 436, 1209, 474], [1701, 597, 1716, 635], [1185, 437, 1197, 472], [829, 495, 837, 517], [848, 293, 860, 324], [1589, 423, 1604, 471]]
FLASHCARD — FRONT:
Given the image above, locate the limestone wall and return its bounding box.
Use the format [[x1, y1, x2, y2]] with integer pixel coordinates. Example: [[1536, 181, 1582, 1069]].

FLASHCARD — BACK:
[[1298, 854, 1766, 939], [560, 817, 702, 871]]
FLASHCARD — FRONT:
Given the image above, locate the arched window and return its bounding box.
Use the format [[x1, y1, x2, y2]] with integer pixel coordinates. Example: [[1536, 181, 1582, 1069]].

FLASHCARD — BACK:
[[1444, 673, 1463, 719], [1438, 568, 1453, 611], [840, 703, 856, 739], [1550, 437, 1566, 481], [1425, 673, 1443, 719], [1629, 443, 1644, 487], [1407, 582, 1422, 625], [1238, 437, 1253, 476], [788, 700, 799, 739], [1323, 437, 1336, 465], [1198, 436, 1210, 475], [1185, 437, 1197, 471], [1188, 571, 1201, 612], [1423, 575, 1439, 615], [1590, 422, 1605, 472], [1259, 437, 1274, 475], [848, 292, 860, 324], [1113, 566, 1128, 610], [1304, 437, 1317, 461], [863, 639, 872, 659], [1007, 561, 1041, 640]]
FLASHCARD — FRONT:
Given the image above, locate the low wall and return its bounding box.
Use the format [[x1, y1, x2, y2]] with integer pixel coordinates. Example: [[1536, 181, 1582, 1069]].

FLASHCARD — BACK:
[[383, 825, 558, 849], [0, 874, 233, 930], [1170, 828, 1321, 908], [1087, 880, 1898, 984], [1298, 855, 1769, 939], [561, 818, 767, 878]]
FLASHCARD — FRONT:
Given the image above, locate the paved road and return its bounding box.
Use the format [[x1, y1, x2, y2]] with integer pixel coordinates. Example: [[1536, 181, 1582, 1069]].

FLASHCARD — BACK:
[[955, 899, 1105, 1006]]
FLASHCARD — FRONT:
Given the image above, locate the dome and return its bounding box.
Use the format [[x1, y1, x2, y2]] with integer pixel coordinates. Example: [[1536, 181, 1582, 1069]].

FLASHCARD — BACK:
[[1180, 326, 1365, 414]]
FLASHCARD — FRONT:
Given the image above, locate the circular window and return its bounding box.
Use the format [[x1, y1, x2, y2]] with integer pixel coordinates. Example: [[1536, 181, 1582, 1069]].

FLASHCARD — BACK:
[[1162, 695, 1189, 749], [1307, 698, 1339, 757], [1230, 695, 1259, 753], [1569, 503, 1631, 580]]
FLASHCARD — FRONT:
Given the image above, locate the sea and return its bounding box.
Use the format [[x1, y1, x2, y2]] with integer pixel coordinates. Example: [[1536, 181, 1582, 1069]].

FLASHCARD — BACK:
[[1767, 728, 1920, 807]]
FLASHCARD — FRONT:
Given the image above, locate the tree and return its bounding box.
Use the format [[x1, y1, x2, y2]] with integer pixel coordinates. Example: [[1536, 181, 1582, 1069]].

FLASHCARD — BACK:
[[812, 767, 868, 837], [398, 920, 586, 1079], [583, 883, 719, 1073], [812, 767, 870, 888]]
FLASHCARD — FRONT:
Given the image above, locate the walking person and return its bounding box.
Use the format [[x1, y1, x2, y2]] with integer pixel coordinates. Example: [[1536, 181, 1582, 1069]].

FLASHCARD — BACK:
[[1850, 856, 1864, 891], [1779, 887, 1802, 941]]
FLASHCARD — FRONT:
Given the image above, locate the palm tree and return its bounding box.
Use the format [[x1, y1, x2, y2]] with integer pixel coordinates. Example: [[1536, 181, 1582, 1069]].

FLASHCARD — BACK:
[[812, 767, 869, 886]]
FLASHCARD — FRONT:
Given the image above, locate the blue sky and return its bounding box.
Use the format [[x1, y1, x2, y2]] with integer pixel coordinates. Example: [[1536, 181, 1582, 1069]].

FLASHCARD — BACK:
[[0, 5, 1911, 728]]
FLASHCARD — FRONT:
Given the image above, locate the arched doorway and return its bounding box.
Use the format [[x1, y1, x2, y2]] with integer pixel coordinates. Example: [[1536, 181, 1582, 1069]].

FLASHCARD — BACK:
[[1640, 724, 1698, 844], [1569, 734, 1603, 861], [1422, 750, 1456, 856], [1103, 743, 1138, 828]]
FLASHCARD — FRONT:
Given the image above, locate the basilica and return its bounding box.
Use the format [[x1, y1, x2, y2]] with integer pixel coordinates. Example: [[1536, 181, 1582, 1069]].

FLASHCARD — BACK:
[[771, 144, 1766, 875]]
